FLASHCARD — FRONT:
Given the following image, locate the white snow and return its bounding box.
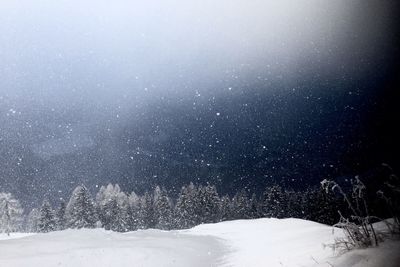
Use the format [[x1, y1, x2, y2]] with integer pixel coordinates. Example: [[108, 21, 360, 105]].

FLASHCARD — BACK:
[[188, 218, 400, 267], [0, 233, 34, 241], [0, 218, 399, 267], [189, 218, 337, 266], [0, 229, 224, 267]]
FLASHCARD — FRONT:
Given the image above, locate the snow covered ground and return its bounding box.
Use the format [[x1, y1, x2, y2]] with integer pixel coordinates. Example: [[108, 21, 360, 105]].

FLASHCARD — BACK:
[[188, 218, 400, 267], [0, 233, 35, 241], [0, 218, 399, 267]]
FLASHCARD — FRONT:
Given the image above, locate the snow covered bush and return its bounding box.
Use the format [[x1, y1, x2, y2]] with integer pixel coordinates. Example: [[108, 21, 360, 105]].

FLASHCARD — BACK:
[[376, 164, 400, 234], [321, 178, 379, 251]]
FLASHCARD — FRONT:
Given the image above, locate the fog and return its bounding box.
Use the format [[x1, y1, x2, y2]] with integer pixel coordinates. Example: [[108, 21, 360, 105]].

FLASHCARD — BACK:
[[0, 0, 398, 206]]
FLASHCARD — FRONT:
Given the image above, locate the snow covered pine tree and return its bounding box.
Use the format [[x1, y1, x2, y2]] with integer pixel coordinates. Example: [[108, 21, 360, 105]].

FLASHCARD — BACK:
[[66, 185, 97, 229], [0, 192, 23, 235], [38, 200, 56, 233]]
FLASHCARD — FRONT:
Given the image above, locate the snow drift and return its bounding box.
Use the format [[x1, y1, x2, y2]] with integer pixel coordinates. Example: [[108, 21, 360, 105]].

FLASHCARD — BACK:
[[0, 218, 399, 267]]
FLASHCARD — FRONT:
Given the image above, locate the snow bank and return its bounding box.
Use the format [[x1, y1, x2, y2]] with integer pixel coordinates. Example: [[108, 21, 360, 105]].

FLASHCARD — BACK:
[[1, 218, 399, 267], [0, 229, 224, 267], [328, 240, 400, 267], [187, 218, 400, 267], [188, 218, 339, 266]]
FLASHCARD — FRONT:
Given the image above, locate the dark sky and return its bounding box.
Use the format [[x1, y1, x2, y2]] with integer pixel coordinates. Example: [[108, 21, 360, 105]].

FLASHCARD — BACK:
[[0, 0, 399, 207]]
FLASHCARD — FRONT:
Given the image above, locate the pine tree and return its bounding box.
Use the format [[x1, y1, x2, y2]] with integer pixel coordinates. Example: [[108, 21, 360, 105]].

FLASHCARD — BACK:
[[249, 193, 261, 219], [95, 184, 130, 232], [198, 184, 220, 223], [175, 183, 198, 229], [219, 195, 233, 222], [100, 198, 117, 230], [127, 191, 141, 231], [154, 186, 173, 230], [303, 186, 339, 225], [137, 191, 155, 229], [38, 200, 56, 233], [231, 189, 252, 219], [285, 190, 304, 219], [96, 184, 115, 230], [262, 185, 286, 218], [114, 197, 130, 232], [105, 198, 119, 230], [56, 201, 67, 230], [0, 192, 23, 235], [26, 208, 40, 233], [66, 185, 97, 229]]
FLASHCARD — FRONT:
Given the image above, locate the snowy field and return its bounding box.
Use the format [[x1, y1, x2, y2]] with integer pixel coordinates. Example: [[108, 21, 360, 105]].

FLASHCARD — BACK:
[[0, 218, 399, 267]]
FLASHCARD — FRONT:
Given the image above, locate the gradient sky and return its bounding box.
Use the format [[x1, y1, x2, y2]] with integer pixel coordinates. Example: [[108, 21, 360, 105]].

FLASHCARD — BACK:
[[0, 0, 398, 206]]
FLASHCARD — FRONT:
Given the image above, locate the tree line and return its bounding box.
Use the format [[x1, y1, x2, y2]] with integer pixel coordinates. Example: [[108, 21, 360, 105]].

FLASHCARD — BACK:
[[1, 182, 340, 234]]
